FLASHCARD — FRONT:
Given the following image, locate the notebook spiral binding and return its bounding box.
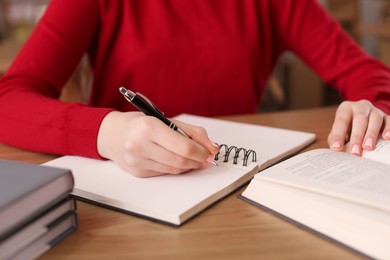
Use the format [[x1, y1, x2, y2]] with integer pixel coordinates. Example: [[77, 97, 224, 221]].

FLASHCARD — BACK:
[[214, 144, 257, 167]]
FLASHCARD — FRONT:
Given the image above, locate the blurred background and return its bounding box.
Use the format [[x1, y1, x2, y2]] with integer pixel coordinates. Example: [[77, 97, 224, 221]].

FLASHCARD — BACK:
[[0, 0, 389, 111]]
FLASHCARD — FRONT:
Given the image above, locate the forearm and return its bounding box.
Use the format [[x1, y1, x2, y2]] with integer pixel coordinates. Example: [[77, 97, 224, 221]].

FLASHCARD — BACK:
[[325, 55, 390, 114], [0, 83, 113, 158]]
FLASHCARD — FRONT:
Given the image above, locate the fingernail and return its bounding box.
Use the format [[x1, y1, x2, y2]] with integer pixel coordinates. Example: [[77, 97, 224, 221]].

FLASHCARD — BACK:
[[331, 141, 341, 149], [351, 144, 360, 155], [364, 138, 374, 149], [385, 131, 390, 139], [212, 142, 220, 148], [207, 154, 215, 163]]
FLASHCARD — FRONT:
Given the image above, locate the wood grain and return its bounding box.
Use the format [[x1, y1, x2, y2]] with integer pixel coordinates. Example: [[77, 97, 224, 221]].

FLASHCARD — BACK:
[[0, 106, 364, 259]]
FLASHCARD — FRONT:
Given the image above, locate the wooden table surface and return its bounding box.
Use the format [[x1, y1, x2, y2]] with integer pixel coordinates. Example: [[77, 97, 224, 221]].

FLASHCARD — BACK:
[[0, 106, 364, 259]]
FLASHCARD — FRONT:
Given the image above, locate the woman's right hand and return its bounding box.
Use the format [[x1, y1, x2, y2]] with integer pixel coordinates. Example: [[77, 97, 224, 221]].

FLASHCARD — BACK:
[[97, 111, 219, 178]]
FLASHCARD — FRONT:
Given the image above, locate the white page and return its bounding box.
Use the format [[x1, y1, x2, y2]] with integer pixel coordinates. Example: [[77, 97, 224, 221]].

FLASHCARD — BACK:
[[45, 156, 258, 225], [176, 114, 316, 169], [256, 149, 390, 212], [243, 179, 390, 260], [44, 114, 315, 225], [362, 138, 390, 165]]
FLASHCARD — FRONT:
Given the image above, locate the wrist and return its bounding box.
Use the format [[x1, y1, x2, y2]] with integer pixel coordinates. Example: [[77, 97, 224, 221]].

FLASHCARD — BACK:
[[97, 111, 121, 159], [97, 111, 143, 159]]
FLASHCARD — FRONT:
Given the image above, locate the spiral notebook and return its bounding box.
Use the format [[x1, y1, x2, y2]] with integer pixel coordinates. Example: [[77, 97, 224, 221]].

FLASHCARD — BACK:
[[44, 114, 316, 226]]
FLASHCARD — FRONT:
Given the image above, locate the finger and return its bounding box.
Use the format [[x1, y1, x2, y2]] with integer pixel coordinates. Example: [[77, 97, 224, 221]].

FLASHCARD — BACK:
[[120, 140, 200, 177], [362, 109, 384, 151], [143, 140, 204, 170], [121, 116, 205, 173], [348, 105, 370, 156], [328, 102, 353, 151], [382, 114, 390, 140], [150, 119, 211, 164], [173, 119, 220, 155], [119, 156, 192, 178]]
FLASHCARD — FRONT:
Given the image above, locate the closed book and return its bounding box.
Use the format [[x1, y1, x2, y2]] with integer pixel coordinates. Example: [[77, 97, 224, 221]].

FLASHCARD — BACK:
[[5, 212, 78, 260], [0, 159, 74, 238], [0, 197, 76, 258]]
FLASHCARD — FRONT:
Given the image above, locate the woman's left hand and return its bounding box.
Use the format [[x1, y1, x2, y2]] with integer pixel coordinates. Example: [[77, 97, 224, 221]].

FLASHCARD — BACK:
[[328, 100, 390, 155]]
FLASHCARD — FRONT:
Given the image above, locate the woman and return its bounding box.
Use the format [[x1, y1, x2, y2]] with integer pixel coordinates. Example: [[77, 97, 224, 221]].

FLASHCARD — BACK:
[[0, 0, 389, 177]]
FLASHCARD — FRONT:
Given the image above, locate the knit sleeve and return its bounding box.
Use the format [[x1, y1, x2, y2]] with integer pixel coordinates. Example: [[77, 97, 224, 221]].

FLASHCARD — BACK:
[[270, 0, 390, 113], [0, 0, 114, 158]]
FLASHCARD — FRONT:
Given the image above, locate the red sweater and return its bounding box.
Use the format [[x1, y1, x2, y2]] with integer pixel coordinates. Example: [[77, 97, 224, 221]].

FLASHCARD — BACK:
[[1, 0, 390, 158]]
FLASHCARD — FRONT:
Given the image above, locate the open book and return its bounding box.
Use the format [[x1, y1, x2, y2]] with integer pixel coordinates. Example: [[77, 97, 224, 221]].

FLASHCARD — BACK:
[[240, 139, 390, 259], [44, 114, 315, 226]]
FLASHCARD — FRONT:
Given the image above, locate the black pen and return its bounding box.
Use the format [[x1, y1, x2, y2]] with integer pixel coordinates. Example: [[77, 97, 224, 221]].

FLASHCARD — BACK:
[[119, 87, 218, 166]]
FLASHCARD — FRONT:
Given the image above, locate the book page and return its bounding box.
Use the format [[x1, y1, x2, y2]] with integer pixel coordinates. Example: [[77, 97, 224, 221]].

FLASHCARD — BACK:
[[175, 114, 316, 170], [362, 138, 390, 165], [242, 179, 390, 260], [255, 149, 390, 212], [45, 156, 259, 225], [44, 114, 315, 225]]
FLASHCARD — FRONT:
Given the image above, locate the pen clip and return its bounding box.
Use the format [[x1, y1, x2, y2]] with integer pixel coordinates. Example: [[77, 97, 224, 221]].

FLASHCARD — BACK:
[[136, 92, 165, 116], [120, 86, 165, 116]]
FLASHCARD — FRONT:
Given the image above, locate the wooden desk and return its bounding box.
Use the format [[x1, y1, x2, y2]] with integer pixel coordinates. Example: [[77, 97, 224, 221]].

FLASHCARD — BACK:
[[0, 106, 363, 259]]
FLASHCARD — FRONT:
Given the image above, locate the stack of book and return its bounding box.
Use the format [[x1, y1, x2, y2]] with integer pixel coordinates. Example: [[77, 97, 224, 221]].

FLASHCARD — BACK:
[[0, 159, 77, 259]]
